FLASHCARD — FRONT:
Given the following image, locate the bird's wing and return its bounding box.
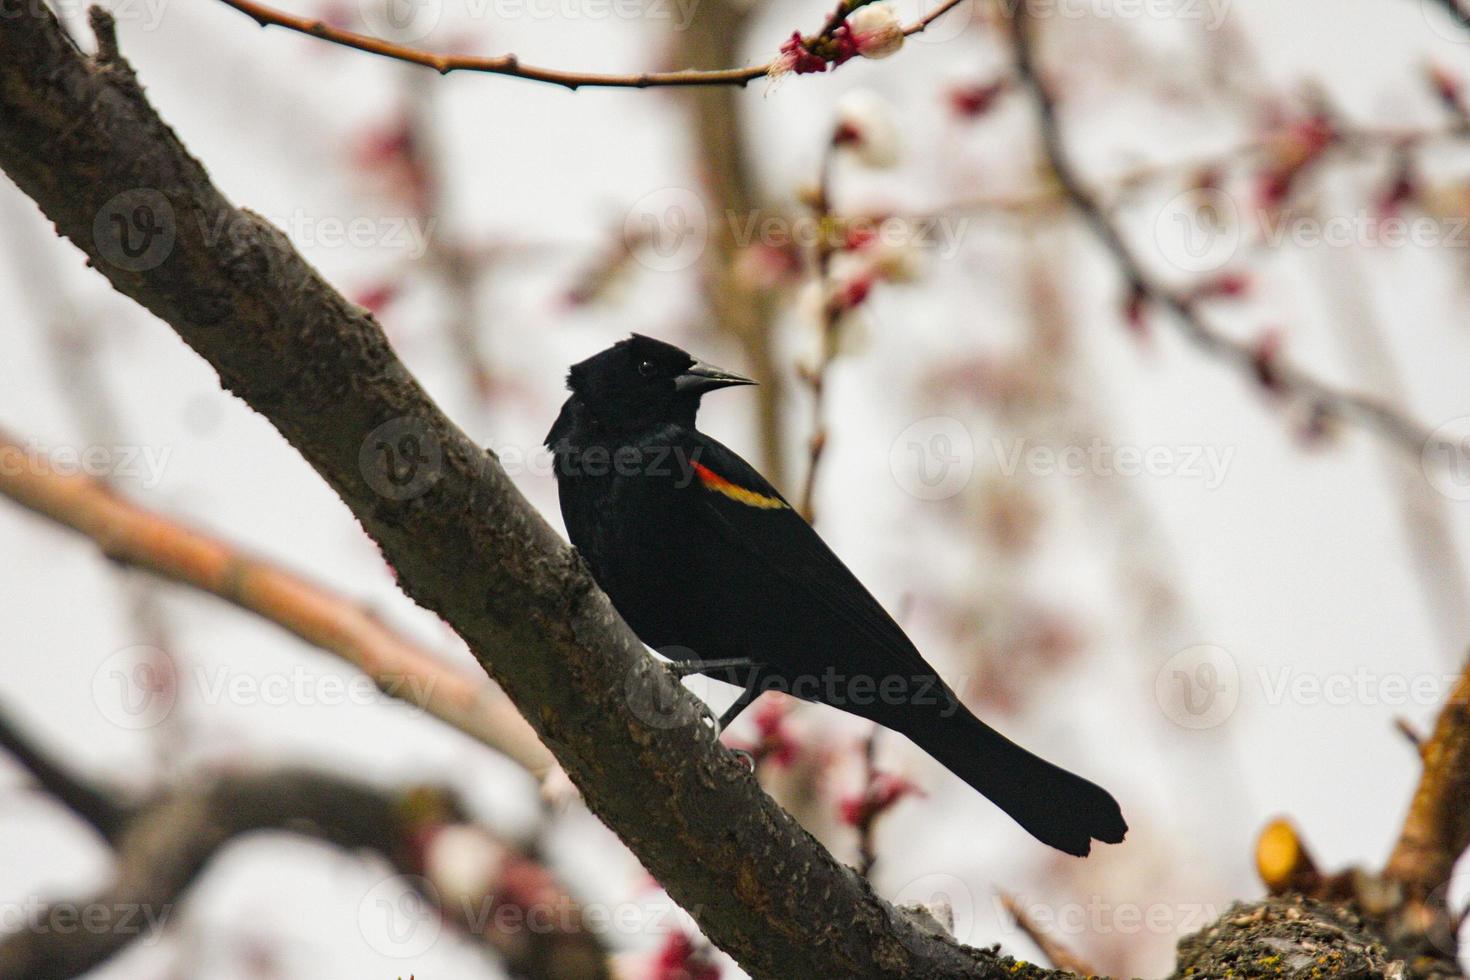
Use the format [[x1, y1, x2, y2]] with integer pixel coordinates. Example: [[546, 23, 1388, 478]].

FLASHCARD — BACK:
[[680, 433, 936, 680]]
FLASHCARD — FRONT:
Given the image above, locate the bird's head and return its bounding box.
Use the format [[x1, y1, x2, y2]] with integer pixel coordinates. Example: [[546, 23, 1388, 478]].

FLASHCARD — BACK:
[[561, 334, 754, 435]]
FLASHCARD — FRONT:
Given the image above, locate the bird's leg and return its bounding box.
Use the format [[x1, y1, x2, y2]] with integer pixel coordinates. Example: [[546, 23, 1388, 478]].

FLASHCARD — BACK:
[[717, 680, 763, 732], [661, 656, 758, 680], [717, 676, 766, 770]]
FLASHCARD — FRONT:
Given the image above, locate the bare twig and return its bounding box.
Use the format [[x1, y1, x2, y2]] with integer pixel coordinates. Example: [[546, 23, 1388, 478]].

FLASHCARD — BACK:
[[998, 892, 1097, 976], [853, 727, 882, 878], [0, 709, 131, 839], [0, 429, 555, 778], [799, 144, 842, 522], [1007, 5, 1464, 466], [215, 0, 972, 91]]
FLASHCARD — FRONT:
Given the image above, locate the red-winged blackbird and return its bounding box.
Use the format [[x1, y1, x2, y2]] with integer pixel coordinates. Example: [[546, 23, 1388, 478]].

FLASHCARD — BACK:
[[547, 334, 1126, 856]]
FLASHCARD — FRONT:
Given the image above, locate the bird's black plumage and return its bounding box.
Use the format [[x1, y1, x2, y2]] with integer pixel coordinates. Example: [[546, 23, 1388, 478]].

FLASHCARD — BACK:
[[546, 334, 1127, 856]]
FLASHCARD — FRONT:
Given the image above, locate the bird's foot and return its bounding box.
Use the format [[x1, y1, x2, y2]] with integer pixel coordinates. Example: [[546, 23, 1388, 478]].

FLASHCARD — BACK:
[[726, 746, 757, 771]]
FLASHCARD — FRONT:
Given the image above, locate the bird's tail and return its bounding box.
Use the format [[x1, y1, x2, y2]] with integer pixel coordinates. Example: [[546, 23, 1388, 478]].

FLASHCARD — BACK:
[[898, 707, 1127, 857]]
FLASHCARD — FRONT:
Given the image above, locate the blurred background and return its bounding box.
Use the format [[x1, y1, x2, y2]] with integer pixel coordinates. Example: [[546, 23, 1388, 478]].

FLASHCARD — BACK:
[[3, 0, 1470, 975]]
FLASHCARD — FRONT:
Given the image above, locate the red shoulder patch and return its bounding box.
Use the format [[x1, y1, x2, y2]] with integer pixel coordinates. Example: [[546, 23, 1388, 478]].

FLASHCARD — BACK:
[[692, 462, 787, 510]]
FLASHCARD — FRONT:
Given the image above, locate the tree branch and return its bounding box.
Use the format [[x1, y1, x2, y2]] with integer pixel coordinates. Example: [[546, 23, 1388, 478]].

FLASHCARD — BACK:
[[213, 0, 971, 91], [0, 428, 555, 778], [1386, 655, 1470, 899], [0, 708, 131, 840], [0, 762, 608, 980], [0, 5, 1050, 977], [1007, 5, 1463, 466]]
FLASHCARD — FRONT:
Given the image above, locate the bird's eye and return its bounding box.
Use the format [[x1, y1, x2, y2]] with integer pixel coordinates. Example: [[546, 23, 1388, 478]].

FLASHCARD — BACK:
[[637, 360, 657, 378]]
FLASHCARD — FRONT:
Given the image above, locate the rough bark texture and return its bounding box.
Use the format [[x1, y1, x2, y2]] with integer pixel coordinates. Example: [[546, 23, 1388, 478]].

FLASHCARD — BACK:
[[1170, 898, 1400, 980], [0, 5, 1050, 977]]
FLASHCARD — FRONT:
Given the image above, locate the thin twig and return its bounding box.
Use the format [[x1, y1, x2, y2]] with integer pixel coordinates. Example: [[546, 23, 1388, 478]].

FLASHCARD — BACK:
[[799, 144, 842, 522], [1395, 716, 1425, 749], [0, 708, 131, 839], [215, 0, 972, 91], [1007, 5, 1465, 465], [998, 892, 1098, 976], [853, 727, 880, 877]]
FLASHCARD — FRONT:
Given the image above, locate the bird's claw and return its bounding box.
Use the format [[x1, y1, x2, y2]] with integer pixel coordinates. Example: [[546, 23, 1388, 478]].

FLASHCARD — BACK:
[[726, 746, 757, 771]]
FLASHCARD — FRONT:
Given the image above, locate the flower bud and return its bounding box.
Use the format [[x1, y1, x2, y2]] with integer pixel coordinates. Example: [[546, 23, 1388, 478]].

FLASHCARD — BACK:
[[849, 3, 904, 59]]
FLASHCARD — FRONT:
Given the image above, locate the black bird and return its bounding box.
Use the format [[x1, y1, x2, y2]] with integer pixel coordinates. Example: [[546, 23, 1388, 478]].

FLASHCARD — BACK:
[[546, 334, 1127, 856]]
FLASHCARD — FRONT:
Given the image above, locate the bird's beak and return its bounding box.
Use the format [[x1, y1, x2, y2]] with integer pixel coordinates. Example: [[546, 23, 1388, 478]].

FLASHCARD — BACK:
[[674, 360, 757, 394]]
